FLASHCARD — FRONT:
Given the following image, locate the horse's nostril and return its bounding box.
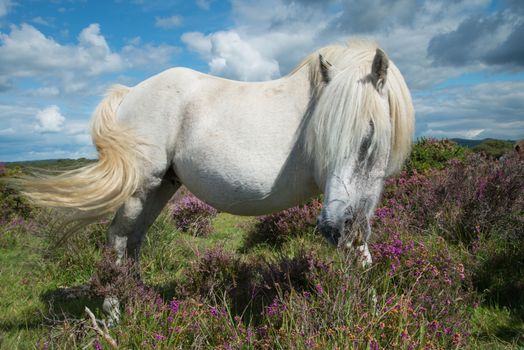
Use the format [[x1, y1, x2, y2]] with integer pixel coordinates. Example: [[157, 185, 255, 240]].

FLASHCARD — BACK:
[[331, 228, 341, 244], [344, 216, 354, 230]]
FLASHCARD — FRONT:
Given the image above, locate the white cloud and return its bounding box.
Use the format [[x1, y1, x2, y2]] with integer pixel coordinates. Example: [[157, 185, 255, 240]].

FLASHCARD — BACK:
[[195, 0, 212, 10], [29, 86, 60, 97], [0, 0, 11, 17], [121, 42, 181, 68], [0, 127, 14, 135], [0, 101, 97, 161], [26, 147, 96, 161], [0, 23, 180, 94], [414, 80, 524, 140], [181, 0, 519, 88], [182, 30, 280, 81], [182, 32, 212, 53], [34, 105, 65, 133], [0, 103, 37, 115], [178, 0, 524, 141], [73, 133, 92, 145], [464, 129, 485, 139], [0, 23, 122, 78], [32, 16, 50, 26], [77, 24, 124, 75], [155, 15, 183, 29]]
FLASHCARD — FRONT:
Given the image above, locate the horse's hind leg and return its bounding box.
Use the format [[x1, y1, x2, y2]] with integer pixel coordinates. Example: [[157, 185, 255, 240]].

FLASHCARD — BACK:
[[102, 170, 180, 324]]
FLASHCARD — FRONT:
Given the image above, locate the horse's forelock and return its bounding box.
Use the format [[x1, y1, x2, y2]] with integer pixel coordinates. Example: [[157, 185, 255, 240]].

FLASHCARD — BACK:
[[302, 40, 414, 181]]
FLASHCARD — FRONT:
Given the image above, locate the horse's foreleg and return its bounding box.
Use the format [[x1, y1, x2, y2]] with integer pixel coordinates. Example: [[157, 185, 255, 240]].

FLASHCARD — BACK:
[[352, 220, 373, 269], [357, 242, 373, 268], [102, 175, 180, 324]]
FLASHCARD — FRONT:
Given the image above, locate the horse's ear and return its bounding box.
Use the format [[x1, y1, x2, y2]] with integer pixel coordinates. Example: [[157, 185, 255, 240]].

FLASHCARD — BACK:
[[319, 54, 335, 83], [371, 48, 389, 92]]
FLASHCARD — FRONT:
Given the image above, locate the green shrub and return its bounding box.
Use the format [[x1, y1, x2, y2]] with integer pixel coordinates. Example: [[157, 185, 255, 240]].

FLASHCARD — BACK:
[[0, 182, 32, 223], [472, 139, 514, 158], [405, 138, 467, 173]]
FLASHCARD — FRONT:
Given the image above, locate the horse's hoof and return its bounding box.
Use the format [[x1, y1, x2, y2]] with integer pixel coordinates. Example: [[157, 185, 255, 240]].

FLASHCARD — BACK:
[[356, 244, 373, 268], [102, 296, 121, 326]]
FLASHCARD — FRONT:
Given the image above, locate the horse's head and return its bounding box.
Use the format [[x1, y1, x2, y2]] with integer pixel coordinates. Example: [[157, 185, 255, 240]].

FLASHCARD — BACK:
[[316, 122, 389, 250], [312, 48, 393, 250]]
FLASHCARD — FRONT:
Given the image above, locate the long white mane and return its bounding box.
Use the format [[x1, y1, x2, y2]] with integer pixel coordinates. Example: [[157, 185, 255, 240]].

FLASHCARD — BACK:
[[299, 40, 414, 179]]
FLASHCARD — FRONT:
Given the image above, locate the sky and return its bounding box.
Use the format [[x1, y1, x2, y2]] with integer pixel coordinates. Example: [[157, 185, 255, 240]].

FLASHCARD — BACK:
[[0, 0, 523, 161]]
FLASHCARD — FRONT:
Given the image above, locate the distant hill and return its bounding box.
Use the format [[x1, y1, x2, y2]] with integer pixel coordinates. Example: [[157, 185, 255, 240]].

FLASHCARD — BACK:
[[451, 138, 515, 148], [4, 158, 96, 170]]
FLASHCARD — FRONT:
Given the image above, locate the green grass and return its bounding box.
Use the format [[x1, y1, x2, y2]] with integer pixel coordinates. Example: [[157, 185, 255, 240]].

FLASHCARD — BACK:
[[1, 210, 523, 349], [471, 305, 524, 349], [0, 228, 51, 349], [0, 210, 255, 349]]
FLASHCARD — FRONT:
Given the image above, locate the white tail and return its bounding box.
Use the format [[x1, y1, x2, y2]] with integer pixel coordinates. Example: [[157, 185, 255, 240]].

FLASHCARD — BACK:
[[18, 85, 144, 228]]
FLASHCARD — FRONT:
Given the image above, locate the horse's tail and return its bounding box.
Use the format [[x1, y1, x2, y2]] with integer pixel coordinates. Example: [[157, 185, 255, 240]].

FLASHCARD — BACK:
[[18, 84, 144, 228]]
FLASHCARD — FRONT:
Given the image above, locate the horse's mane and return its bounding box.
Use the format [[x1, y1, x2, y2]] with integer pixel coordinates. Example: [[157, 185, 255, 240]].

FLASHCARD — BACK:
[[296, 40, 414, 180]]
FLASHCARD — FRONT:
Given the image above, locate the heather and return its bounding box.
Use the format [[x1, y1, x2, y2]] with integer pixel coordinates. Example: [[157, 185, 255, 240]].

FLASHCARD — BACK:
[[242, 198, 322, 250], [380, 152, 523, 243], [1, 140, 523, 349], [404, 137, 467, 173], [171, 194, 218, 236], [472, 139, 515, 159]]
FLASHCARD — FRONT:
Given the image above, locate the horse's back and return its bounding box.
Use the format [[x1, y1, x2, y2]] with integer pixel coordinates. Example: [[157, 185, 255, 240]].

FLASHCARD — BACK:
[[116, 66, 318, 214]]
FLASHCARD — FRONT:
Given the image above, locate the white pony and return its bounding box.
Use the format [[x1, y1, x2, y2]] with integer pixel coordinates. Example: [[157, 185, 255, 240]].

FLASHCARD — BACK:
[[20, 40, 414, 321]]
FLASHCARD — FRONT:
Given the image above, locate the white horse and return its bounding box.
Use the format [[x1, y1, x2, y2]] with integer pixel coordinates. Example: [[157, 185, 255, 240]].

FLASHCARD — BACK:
[[20, 40, 414, 321]]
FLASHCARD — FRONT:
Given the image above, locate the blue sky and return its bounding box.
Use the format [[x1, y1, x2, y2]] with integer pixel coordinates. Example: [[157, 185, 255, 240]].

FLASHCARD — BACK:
[[0, 0, 523, 161]]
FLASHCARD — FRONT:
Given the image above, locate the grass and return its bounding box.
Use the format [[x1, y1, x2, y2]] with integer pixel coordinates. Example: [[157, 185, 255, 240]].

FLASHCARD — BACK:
[[1, 144, 523, 348], [471, 305, 524, 349], [0, 210, 254, 349], [0, 227, 51, 349], [2, 209, 523, 349]]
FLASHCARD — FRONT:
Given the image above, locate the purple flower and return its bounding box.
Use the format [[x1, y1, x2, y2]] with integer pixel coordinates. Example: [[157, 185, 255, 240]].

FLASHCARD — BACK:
[[154, 333, 166, 342], [257, 325, 268, 338], [171, 194, 217, 236], [375, 206, 394, 220], [210, 306, 220, 318], [94, 339, 102, 350], [265, 298, 286, 317], [169, 299, 180, 314], [253, 199, 322, 238], [305, 338, 316, 348], [315, 283, 324, 295]]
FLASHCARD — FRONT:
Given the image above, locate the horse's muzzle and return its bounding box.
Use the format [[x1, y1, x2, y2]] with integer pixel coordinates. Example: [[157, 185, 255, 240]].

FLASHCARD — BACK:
[[317, 220, 341, 246]]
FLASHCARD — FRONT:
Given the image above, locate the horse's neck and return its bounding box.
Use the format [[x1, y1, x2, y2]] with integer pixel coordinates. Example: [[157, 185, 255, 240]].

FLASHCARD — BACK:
[[285, 64, 313, 92]]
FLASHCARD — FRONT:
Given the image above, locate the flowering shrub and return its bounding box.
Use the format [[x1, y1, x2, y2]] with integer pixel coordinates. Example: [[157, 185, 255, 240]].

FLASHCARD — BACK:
[[0, 217, 37, 249], [47, 240, 476, 349], [472, 139, 514, 158], [405, 137, 467, 174], [376, 151, 524, 314], [171, 194, 218, 236], [372, 233, 474, 332], [379, 152, 523, 244], [0, 183, 32, 223], [244, 198, 322, 248], [178, 247, 331, 319], [4, 139, 521, 349]]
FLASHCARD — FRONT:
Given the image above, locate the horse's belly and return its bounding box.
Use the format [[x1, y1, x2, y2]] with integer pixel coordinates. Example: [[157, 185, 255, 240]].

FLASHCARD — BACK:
[[173, 149, 318, 216]]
